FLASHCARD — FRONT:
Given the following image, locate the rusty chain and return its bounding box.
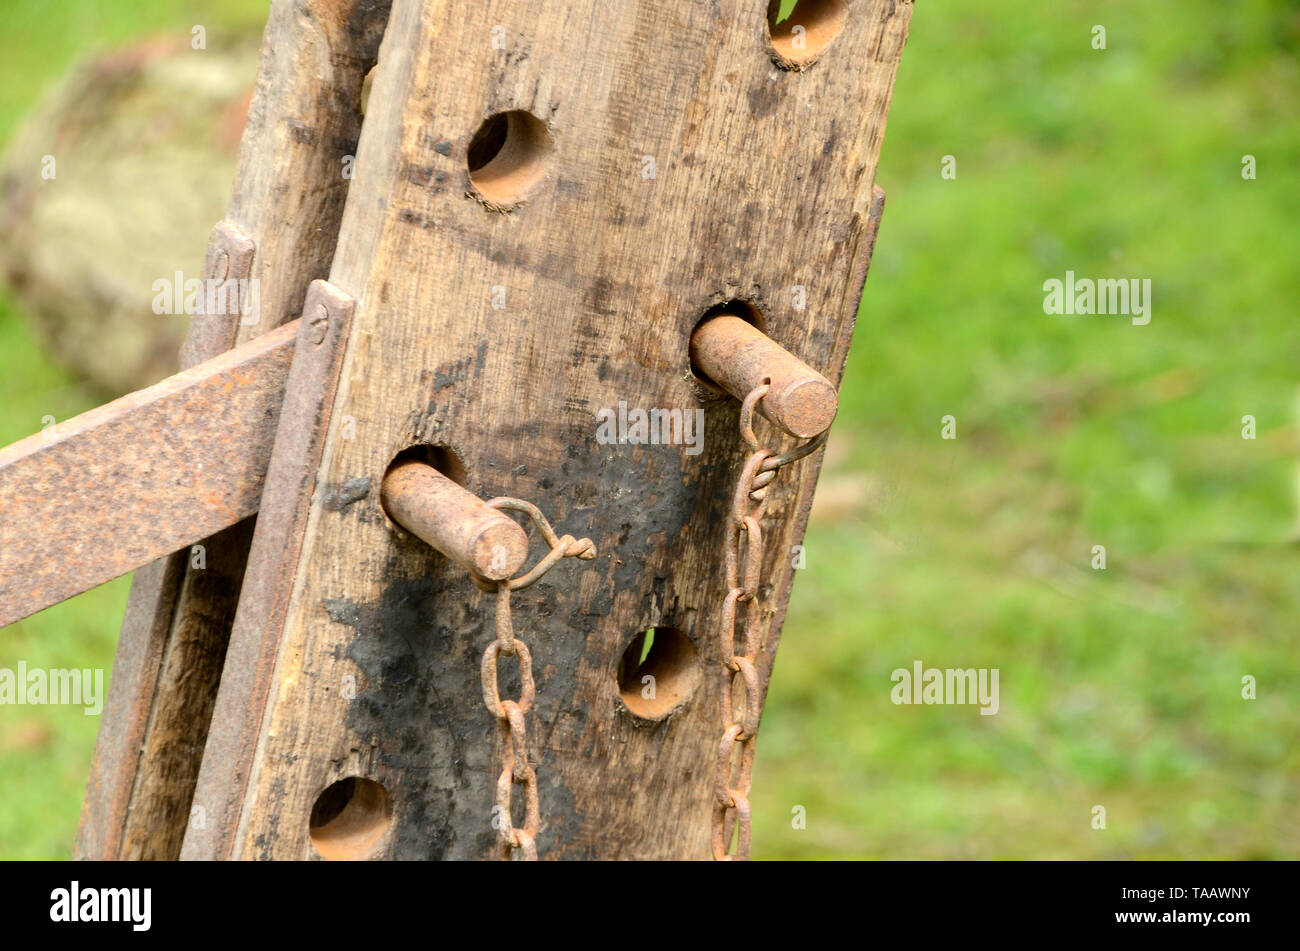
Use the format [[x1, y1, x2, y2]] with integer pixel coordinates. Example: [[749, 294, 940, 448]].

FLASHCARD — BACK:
[[472, 497, 594, 860], [711, 384, 826, 861]]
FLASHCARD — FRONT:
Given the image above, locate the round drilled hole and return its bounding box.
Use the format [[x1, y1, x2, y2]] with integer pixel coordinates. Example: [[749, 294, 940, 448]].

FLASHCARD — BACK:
[[767, 0, 847, 67], [688, 299, 766, 396], [617, 627, 701, 720], [467, 110, 554, 207], [309, 777, 392, 860]]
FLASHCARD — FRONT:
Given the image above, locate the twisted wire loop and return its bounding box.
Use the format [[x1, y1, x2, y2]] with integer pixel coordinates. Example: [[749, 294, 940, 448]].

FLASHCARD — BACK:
[[473, 496, 595, 861], [712, 384, 826, 861]]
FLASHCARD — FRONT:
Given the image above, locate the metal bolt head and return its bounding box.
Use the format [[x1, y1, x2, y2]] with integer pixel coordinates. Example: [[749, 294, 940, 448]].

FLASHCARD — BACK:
[[309, 304, 330, 345]]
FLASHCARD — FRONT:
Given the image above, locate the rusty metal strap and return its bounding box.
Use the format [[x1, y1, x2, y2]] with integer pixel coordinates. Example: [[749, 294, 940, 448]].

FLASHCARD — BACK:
[[0, 319, 299, 628]]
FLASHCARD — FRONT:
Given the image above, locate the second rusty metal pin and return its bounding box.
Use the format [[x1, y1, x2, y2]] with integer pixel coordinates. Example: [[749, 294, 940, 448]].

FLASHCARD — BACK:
[[690, 314, 838, 438]]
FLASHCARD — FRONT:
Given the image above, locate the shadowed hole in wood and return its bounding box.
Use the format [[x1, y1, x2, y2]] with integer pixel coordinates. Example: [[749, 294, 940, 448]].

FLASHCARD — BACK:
[[767, 0, 846, 66], [467, 110, 553, 207], [618, 627, 700, 720], [308, 777, 392, 860], [385, 443, 466, 486]]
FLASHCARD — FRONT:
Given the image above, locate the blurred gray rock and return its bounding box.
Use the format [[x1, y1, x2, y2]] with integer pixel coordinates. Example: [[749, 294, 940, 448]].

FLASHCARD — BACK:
[[0, 32, 260, 395]]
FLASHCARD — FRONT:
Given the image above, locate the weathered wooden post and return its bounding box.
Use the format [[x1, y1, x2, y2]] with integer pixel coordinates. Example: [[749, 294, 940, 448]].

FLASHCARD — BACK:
[[0, 0, 912, 860]]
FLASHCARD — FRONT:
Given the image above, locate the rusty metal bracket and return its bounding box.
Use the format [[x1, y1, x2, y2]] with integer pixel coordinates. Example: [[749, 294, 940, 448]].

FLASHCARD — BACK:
[[180, 220, 257, 369], [181, 279, 355, 861]]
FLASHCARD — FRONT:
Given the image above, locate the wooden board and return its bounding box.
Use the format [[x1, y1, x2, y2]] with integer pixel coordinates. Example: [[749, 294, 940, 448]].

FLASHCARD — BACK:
[[185, 0, 911, 860], [77, 0, 393, 860]]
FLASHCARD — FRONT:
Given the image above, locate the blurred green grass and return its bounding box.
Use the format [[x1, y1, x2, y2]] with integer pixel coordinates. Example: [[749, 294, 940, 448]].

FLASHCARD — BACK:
[[2, 0, 1298, 859]]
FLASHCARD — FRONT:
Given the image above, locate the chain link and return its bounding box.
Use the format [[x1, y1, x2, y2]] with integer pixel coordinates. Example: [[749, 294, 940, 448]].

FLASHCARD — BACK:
[[711, 384, 824, 860], [474, 497, 594, 861]]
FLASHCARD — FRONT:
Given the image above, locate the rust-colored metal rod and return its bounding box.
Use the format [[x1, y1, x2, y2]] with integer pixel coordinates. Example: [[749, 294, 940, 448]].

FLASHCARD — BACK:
[[181, 280, 355, 861], [690, 314, 838, 438], [380, 461, 529, 580], [0, 319, 299, 628]]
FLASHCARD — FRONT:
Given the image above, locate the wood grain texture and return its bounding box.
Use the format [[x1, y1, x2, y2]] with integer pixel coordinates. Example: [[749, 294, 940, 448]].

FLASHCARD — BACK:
[[119, 518, 256, 860], [77, 0, 392, 859], [194, 0, 911, 860]]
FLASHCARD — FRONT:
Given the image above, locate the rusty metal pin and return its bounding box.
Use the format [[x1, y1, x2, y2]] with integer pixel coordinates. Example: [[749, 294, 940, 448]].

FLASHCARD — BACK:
[[380, 460, 529, 581], [690, 314, 838, 438]]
